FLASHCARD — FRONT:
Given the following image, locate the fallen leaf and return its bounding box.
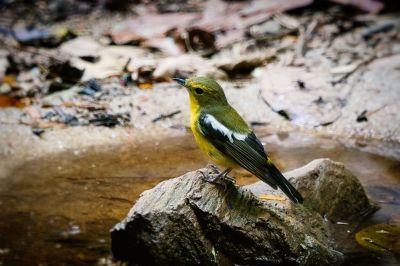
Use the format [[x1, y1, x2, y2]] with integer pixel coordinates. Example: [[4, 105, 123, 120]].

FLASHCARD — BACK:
[[0, 75, 17, 86], [214, 49, 276, 76], [153, 54, 227, 81], [71, 46, 148, 81], [215, 29, 245, 49], [109, 13, 200, 45], [259, 195, 287, 201], [329, 0, 384, 14], [138, 83, 153, 90], [141, 37, 184, 56], [241, 0, 313, 17], [0, 95, 26, 108], [198, 0, 312, 49], [355, 224, 400, 254]]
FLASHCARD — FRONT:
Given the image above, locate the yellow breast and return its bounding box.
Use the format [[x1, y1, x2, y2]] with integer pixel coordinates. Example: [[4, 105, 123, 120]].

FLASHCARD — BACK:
[[189, 95, 238, 169]]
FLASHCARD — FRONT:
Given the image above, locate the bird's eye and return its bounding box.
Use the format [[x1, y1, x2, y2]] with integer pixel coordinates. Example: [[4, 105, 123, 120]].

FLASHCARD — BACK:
[[195, 88, 204, 94]]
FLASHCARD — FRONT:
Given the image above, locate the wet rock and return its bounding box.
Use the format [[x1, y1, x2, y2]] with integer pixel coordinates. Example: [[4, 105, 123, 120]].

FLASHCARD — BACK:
[[249, 159, 376, 222], [111, 159, 374, 265]]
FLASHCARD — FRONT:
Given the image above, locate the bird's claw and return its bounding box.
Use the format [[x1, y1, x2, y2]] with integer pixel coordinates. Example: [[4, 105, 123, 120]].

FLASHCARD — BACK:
[[199, 170, 235, 186], [220, 174, 235, 183]]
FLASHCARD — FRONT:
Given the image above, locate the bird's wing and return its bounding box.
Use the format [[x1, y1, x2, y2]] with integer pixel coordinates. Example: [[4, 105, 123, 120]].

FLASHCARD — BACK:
[[198, 113, 278, 189]]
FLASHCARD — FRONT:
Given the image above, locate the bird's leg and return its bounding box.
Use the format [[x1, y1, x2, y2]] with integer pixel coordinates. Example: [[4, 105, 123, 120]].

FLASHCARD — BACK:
[[219, 168, 235, 183], [201, 167, 234, 185]]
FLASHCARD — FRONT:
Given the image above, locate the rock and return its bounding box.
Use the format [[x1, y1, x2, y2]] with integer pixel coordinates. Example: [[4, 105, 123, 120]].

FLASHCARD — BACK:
[[259, 67, 344, 127], [248, 159, 376, 222], [293, 159, 377, 221], [329, 54, 400, 145], [111, 159, 375, 265], [59, 36, 103, 58]]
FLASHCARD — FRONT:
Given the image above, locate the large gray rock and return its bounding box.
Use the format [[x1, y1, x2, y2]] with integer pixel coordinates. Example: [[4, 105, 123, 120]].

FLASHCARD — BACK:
[[247, 159, 375, 222], [111, 159, 376, 265]]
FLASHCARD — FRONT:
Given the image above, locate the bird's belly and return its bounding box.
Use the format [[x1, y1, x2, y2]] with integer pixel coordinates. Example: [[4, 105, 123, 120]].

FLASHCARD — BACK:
[[191, 124, 238, 169]]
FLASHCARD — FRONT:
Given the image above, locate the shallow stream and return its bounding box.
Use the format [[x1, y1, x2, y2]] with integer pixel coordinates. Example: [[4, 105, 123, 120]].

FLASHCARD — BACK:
[[0, 131, 399, 265]]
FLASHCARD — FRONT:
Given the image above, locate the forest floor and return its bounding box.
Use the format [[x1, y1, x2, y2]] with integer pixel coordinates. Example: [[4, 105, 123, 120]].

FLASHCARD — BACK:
[[1, 0, 400, 168]]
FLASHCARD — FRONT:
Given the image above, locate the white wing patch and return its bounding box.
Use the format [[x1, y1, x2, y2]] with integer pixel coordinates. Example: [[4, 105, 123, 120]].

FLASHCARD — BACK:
[[203, 114, 247, 142]]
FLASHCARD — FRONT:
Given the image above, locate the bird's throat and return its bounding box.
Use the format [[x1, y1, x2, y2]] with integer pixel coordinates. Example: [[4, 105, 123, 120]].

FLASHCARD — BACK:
[[189, 93, 200, 115]]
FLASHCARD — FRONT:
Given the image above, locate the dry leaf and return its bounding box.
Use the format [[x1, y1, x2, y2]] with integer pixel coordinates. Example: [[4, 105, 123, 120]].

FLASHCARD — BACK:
[[259, 195, 287, 201]]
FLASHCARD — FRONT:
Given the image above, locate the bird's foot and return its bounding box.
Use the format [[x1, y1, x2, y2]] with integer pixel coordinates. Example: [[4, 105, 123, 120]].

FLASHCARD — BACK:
[[220, 174, 235, 184], [200, 167, 235, 186]]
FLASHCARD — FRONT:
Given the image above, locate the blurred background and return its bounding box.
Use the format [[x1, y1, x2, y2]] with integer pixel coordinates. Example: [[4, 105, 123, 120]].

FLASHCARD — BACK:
[[0, 0, 399, 265]]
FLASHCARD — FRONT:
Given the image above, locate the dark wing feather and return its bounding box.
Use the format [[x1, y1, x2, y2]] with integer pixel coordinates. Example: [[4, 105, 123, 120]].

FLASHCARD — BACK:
[[198, 112, 304, 204], [198, 114, 278, 189]]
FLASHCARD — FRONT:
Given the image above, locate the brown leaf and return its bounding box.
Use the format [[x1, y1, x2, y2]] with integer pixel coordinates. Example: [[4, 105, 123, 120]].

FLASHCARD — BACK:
[[329, 0, 384, 14], [0, 95, 27, 108], [109, 13, 201, 45]]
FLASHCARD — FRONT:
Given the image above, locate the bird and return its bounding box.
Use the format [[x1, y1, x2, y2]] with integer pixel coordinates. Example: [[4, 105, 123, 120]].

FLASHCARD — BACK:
[[173, 76, 304, 204]]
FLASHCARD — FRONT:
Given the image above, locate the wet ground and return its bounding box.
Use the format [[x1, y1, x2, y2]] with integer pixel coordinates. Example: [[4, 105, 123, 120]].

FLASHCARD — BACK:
[[0, 131, 399, 265]]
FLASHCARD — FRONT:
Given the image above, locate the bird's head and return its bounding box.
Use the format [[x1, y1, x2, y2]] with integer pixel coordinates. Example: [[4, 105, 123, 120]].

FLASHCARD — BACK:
[[173, 76, 228, 107]]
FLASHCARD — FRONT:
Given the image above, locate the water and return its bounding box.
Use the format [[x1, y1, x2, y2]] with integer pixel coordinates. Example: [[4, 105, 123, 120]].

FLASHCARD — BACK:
[[0, 132, 399, 265]]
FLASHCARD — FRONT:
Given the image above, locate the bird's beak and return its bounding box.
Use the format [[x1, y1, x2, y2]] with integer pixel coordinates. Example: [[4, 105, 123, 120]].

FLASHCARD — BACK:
[[173, 77, 187, 87]]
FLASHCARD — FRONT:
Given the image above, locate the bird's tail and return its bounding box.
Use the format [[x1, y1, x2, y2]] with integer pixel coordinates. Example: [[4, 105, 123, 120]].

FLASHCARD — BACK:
[[264, 162, 304, 204]]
